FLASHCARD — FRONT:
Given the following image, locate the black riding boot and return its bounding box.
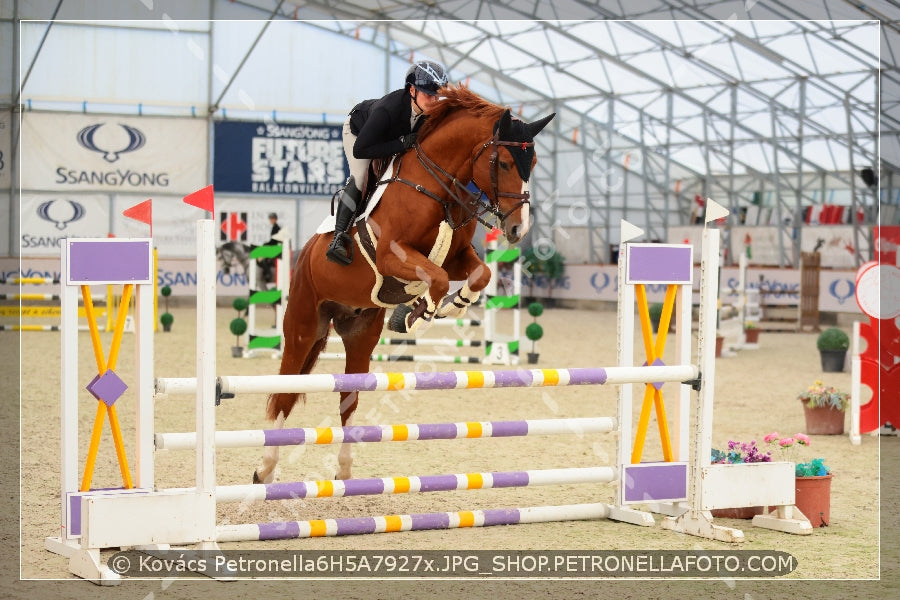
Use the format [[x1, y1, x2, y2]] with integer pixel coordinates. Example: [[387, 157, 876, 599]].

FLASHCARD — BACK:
[[326, 178, 363, 265]]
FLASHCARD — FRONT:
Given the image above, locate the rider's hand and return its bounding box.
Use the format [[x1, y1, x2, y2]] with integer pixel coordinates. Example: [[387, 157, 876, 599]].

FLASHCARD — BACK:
[[400, 132, 418, 150]]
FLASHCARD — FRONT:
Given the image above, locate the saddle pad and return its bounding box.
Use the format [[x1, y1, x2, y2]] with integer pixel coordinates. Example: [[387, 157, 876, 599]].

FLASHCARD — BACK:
[[315, 158, 396, 235]]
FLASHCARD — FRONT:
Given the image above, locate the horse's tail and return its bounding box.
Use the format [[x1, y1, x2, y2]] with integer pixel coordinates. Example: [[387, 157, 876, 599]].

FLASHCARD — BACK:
[[264, 235, 330, 423]]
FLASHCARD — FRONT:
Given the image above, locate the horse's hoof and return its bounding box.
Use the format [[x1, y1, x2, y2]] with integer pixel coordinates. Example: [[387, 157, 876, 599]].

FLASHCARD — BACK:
[[252, 470, 261, 484], [388, 305, 412, 333]]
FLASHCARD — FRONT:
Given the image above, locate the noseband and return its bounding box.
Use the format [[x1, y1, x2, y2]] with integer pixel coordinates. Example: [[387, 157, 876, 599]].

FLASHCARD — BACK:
[[379, 130, 533, 230]]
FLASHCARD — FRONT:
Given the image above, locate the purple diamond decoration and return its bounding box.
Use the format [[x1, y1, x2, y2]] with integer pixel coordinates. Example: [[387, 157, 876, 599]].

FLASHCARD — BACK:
[[641, 357, 667, 391], [86, 370, 128, 407]]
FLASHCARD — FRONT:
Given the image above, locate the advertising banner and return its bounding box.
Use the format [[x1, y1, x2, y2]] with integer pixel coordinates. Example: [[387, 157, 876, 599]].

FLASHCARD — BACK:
[[213, 120, 347, 196], [20, 193, 110, 256], [21, 113, 207, 194]]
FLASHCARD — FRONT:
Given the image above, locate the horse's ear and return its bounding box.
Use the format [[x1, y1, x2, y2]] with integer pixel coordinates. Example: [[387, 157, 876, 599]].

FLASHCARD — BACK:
[[498, 109, 513, 136], [526, 113, 555, 138]]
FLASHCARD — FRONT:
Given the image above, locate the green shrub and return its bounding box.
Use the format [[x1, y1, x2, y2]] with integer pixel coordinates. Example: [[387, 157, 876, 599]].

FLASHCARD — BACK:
[[528, 302, 544, 318], [160, 285, 172, 297], [230, 318, 248, 337], [232, 297, 249, 313], [160, 312, 174, 326], [526, 322, 544, 342], [816, 327, 849, 351]]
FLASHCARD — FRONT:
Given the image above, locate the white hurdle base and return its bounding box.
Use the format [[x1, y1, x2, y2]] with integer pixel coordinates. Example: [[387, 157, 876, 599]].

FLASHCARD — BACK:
[[46, 488, 217, 584]]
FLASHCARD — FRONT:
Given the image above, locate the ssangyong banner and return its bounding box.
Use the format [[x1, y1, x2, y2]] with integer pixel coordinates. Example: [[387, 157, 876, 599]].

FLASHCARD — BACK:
[[21, 113, 207, 193], [20, 193, 111, 256], [213, 120, 348, 196]]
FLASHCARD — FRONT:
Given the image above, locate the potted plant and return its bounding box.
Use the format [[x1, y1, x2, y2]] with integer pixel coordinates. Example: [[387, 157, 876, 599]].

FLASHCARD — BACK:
[[816, 327, 849, 372], [797, 380, 849, 435], [159, 311, 174, 332], [708, 440, 772, 519], [523, 246, 565, 306], [525, 301, 544, 364], [715, 330, 724, 358], [230, 297, 249, 358], [765, 432, 832, 527], [744, 321, 760, 344], [159, 285, 173, 331]]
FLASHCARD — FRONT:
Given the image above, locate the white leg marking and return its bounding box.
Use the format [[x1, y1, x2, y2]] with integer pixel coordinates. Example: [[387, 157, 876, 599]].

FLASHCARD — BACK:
[[256, 412, 284, 484], [337, 413, 354, 480]]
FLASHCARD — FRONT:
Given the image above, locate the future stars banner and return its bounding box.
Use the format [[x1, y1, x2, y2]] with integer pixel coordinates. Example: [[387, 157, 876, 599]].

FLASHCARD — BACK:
[[213, 120, 348, 197]]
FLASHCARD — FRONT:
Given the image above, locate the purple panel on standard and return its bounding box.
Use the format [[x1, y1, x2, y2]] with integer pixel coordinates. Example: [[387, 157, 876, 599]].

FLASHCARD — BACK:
[[489, 421, 529, 437], [566, 368, 607, 385], [342, 478, 387, 497], [67, 240, 152, 284], [412, 371, 460, 390], [410, 512, 451, 530], [335, 517, 378, 536], [493, 369, 534, 387], [482, 507, 521, 526], [265, 482, 309, 500], [263, 428, 308, 446], [490, 471, 530, 488], [418, 474, 462, 492], [70, 494, 82, 536], [258, 521, 300, 540], [416, 422, 460, 440], [623, 463, 688, 503], [626, 244, 692, 284]]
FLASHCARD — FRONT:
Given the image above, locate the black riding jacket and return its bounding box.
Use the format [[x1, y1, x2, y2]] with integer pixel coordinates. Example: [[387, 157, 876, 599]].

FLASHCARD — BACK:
[[349, 88, 421, 160]]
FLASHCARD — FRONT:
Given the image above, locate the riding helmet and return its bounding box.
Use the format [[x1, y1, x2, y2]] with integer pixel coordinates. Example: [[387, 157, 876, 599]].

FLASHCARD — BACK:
[[405, 61, 448, 96]]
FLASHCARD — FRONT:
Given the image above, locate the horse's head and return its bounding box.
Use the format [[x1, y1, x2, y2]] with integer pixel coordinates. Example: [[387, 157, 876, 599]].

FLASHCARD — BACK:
[[472, 109, 555, 243]]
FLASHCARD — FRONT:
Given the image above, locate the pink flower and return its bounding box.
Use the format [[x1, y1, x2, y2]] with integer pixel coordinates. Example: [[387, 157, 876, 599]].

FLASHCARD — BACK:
[[779, 437, 795, 447], [764, 432, 780, 443], [795, 433, 811, 446]]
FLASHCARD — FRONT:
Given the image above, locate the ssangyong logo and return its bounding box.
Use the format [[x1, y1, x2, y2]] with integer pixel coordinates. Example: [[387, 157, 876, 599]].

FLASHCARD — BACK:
[[55, 122, 169, 188], [37, 199, 85, 230], [77, 123, 146, 162]]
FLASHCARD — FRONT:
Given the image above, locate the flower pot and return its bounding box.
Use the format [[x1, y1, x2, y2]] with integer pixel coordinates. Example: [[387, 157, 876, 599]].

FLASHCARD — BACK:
[[162, 323, 172, 332], [527, 352, 539, 364], [819, 349, 846, 372], [710, 506, 765, 519], [231, 346, 245, 358], [715, 335, 724, 358], [795, 474, 833, 527], [744, 328, 759, 344], [801, 400, 845, 435]]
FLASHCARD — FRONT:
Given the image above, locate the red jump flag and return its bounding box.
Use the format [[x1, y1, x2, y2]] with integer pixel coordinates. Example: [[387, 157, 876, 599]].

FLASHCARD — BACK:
[[183, 185, 214, 213], [123, 199, 152, 236]]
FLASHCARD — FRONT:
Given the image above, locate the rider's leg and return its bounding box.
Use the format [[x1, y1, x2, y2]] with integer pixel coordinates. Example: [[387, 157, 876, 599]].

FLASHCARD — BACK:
[[326, 176, 363, 265]]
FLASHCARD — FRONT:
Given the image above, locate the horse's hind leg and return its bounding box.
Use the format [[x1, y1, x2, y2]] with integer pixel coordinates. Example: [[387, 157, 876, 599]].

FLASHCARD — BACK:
[[332, 306, 386, 480], [253, 290, 329, 484]]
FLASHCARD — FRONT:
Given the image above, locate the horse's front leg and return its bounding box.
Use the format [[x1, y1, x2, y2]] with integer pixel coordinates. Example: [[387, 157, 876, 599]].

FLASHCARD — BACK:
[[435, 245, 492, 319], [333, 308, 385, 480], [376, 240, 450, 333]]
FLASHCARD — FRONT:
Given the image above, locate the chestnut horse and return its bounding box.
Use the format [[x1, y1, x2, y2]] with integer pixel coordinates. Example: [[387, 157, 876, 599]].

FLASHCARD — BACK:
[[254, 84, 554, 483]]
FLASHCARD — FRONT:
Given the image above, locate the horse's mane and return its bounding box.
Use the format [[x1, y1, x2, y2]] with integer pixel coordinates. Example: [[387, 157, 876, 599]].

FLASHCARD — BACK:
[[417, 84, 507, 139]]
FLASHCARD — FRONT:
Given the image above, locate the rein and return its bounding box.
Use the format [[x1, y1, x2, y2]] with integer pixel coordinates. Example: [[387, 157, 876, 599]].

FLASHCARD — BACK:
[[377, 130, 532, 231]]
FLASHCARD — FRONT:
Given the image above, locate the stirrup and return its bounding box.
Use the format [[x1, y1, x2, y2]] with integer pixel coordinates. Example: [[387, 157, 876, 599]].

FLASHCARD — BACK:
[[326, 232, 353, 265]]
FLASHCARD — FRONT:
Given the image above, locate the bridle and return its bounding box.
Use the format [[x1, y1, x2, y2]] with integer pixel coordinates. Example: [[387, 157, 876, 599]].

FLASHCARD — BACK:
[[377, 128, 533, 230]]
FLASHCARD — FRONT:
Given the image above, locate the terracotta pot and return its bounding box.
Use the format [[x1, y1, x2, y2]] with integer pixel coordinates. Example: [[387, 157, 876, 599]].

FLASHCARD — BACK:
[[710, 506, 765, 519], [795, 474, 833, 527], [801, 400, 845, 435], [744, 328, 760, 344], [715, 335, 724, 357]]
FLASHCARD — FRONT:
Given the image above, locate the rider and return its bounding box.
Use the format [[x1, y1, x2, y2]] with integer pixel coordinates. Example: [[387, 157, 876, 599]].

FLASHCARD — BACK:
[[326, 60, 449, 265]]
